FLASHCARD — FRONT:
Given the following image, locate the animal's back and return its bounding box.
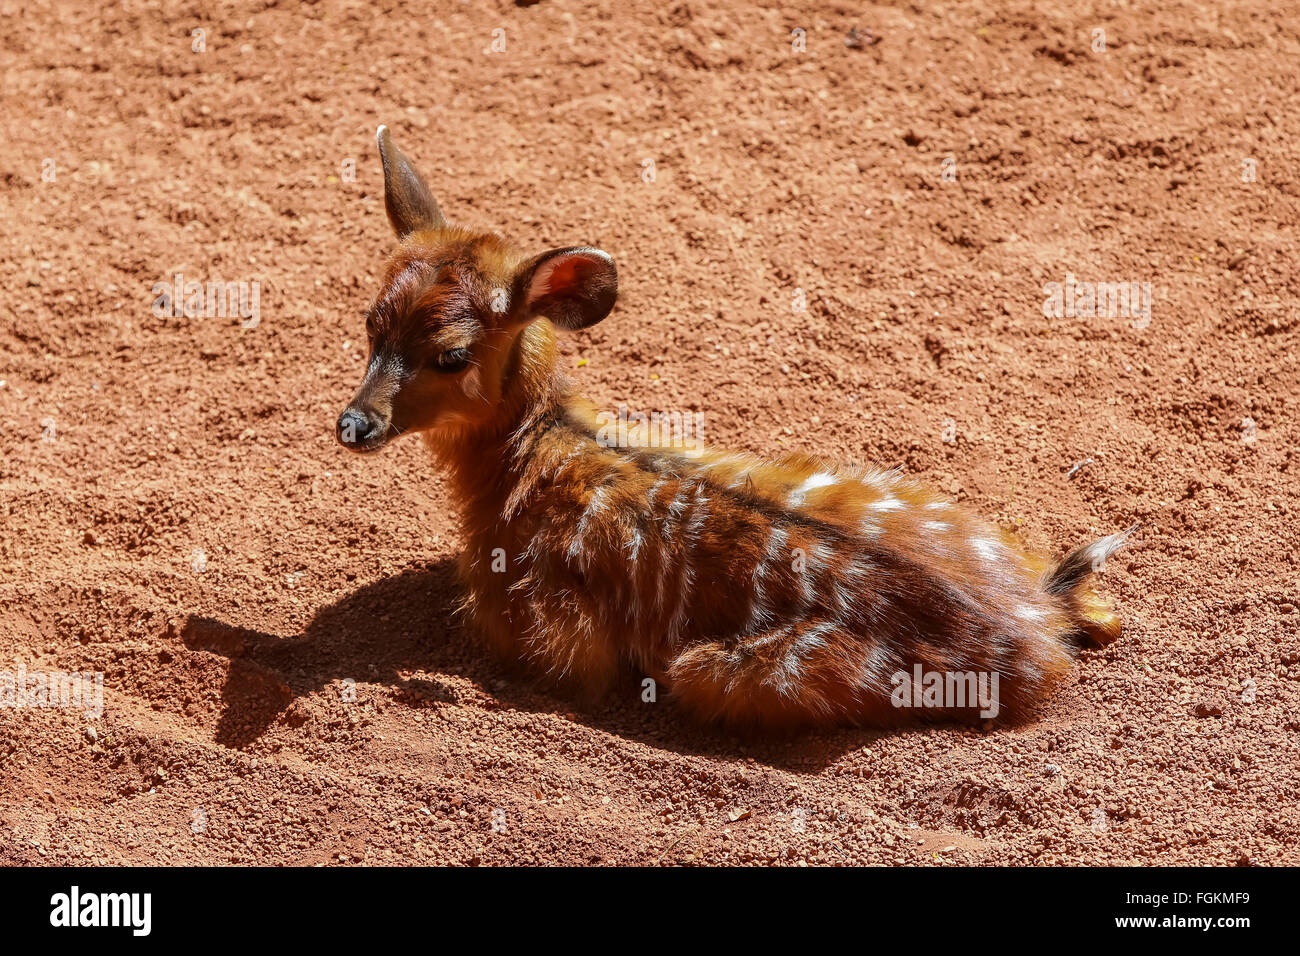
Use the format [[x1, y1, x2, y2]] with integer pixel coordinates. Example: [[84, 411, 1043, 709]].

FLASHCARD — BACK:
[[457, 399, 1128, 731]]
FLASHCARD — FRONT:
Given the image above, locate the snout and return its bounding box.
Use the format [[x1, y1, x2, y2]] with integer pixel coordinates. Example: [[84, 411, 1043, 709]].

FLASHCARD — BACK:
[[336, 406, 391, 453]]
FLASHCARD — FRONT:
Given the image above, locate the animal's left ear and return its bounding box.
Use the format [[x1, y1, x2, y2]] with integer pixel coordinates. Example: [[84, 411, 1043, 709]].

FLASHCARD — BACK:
[[512, 247, 618, 331]]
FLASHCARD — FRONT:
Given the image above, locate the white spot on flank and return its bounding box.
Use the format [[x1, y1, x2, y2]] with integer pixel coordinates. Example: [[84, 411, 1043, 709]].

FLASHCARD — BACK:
[[747, 592, 774, 634], [568, 485, 612, 561], [623, 525, 647, 620], [1014, 604, 1047, 623], [746, 526, 789, 632], [764, 525, 790, 562], [830, 579, 855, 616], [924, 500, 949, 511], [745, 623, 795, 652], [972, 537, 1002, 560], [683, 492, 711, 548], [923, 520, 950, 533], [551, 445, 586, 478], [772, 652, 805, 696], [768, 623, 836, 699], [667, 484, 692, 518], [796, 621, 835, 653], [645, 475, 669, 509], [588, 484, 612, 514], [793, 540, 835, 610], [807, 542, 834, 571], [789, 471, 837, 506], [841, 557, 871, 580], [857, 641, 891, 693], [870, 496, 905, 512], [664, 484, 708, 644]]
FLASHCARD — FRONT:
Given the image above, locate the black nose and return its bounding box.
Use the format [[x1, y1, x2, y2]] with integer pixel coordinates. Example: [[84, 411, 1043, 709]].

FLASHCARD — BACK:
[[336, 408, 384, 447]]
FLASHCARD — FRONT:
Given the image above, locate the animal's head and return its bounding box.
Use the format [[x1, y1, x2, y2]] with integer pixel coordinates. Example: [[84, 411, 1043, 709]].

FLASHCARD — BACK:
[[336, 126, 618, 453]]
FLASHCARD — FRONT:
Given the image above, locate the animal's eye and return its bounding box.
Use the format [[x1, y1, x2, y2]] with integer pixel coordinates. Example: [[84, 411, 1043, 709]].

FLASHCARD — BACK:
[[429, 348, 471, 373]]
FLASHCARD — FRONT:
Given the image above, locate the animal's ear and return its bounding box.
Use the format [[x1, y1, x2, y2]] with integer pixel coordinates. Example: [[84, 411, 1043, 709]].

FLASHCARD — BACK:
[[376, 125, 445, 239], [513, 247, 618, 331]]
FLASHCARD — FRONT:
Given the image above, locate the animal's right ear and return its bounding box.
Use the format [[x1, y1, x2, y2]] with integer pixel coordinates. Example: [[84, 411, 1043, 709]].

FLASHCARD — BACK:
[[376, 125, 446, 239], [512, 247, 618, 331]]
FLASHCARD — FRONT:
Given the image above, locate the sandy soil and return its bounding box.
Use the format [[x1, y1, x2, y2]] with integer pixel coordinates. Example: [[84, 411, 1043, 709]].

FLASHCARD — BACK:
[[1, 0, 1297, 866]]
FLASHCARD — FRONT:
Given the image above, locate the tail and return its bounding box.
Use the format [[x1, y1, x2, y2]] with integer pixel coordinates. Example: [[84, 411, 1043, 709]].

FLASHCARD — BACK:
[[1044, 524, 1139, 648]]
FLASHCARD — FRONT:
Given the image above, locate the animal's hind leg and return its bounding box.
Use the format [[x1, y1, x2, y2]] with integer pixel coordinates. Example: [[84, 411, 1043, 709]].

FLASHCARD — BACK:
[[665, 622, 879, 730]]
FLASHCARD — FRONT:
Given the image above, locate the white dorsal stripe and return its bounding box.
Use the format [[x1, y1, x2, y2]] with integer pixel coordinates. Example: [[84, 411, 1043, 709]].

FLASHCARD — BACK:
[[789, 471, 837, 506]]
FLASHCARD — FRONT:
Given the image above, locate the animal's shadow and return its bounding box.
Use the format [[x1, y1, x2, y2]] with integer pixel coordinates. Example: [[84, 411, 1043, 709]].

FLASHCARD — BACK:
[[180, 558, 909, 771]]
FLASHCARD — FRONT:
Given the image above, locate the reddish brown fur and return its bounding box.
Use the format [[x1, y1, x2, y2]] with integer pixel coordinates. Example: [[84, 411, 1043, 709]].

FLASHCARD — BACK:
[[339, 129, 1127, 732]]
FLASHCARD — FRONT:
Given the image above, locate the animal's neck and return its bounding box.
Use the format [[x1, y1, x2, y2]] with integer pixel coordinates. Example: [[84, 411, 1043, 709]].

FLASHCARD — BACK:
[[422, 321, 576, 514]]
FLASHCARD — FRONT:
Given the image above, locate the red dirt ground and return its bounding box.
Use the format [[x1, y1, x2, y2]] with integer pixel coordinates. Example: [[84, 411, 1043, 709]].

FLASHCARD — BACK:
[[1, 0, 1297, 866]]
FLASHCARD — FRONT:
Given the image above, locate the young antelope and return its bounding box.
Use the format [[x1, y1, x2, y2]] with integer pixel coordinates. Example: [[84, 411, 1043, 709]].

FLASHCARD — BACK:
[[337, 127, 1133, 731]]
